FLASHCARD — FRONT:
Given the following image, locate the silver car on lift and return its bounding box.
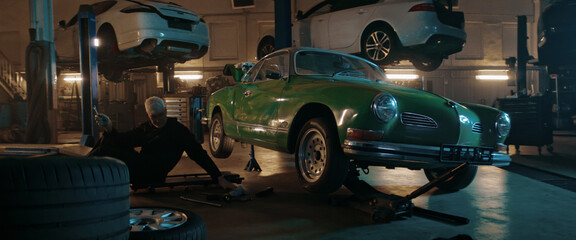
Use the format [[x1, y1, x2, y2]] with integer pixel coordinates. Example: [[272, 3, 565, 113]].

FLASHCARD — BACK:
[[55, 0, 209, 82]]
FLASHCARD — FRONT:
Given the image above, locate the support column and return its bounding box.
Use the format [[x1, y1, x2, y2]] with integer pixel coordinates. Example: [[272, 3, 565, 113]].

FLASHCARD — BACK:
[[517, 15, 529, 97], [26, 0, 57, 144], [78, 5, 99, 147], [274, 0, 292, 50]]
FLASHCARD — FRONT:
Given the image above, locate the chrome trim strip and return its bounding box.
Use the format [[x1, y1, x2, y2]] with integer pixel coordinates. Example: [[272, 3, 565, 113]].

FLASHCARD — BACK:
[[342, 139, 511, 166], [223, 120, 289, 134]]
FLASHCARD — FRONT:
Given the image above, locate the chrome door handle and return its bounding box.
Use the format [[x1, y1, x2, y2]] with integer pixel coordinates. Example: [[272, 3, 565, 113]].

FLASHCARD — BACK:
[[243, 90, 252, 97], [358, 9, 368, 15]]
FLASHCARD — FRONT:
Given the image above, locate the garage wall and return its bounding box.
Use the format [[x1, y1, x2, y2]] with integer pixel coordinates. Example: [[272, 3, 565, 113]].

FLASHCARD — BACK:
[[0, 0, 550, 108]]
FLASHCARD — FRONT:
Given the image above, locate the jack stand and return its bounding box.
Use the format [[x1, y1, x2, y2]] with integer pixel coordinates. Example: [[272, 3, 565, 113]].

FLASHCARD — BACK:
[[345, 162, 470, 225], [245, 144, 262, 172]]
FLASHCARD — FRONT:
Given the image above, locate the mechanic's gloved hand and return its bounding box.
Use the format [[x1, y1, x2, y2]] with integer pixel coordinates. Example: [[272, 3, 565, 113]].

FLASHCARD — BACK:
[[94, 113, 112, 132]]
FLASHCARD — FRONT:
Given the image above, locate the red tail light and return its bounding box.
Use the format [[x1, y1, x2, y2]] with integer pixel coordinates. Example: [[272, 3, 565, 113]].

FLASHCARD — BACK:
[[409, 3, 436, 12]]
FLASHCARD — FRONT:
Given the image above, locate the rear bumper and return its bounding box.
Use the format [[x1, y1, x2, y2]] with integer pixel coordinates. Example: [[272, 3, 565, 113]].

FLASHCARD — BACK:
[[342, 139, 511, 169], [406, 35, 465, 56]]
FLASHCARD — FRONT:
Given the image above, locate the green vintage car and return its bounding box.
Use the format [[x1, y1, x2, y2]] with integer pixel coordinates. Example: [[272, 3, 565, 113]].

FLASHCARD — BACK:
[[207, 47, 511, 194]]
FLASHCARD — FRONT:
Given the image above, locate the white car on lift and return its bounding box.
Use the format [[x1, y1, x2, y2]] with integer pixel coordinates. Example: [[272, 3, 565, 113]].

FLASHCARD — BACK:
[[257, 0, 466, 71], [55, 0, 209, 82]]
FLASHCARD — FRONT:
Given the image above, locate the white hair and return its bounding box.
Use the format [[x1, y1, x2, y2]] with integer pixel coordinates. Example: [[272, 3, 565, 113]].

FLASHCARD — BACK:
[[145, 96, 166, 113]]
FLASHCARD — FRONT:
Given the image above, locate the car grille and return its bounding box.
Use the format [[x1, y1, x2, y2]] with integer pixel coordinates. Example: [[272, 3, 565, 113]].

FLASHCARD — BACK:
[[167, 18, 193, 31], [401, 112, 438, 128], [472, 123, 483, 133]]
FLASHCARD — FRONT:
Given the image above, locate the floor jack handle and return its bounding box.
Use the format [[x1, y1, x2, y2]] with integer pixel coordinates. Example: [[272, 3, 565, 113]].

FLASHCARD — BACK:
[[405, 162, 469, 200]]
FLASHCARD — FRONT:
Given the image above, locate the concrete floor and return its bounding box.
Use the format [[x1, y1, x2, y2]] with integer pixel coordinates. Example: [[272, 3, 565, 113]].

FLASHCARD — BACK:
[[134, 132, 576, 240], [4, 131, 576, 240]]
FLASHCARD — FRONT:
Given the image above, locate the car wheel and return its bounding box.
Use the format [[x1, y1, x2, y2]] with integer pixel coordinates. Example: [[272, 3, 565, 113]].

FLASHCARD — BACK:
[[257, 36, 275, 60], [97, 26, 124, 82], [360, 25, 398, 65], [129, 207, 206, 240], [295, 118, 349, 194], [411, 55, 443, 72], [0, 156, 130, 240], [424, 165, 478, 192], [209, 112, 234, 158], [97, 25, 119, 61], [101, 67, 124, 82]]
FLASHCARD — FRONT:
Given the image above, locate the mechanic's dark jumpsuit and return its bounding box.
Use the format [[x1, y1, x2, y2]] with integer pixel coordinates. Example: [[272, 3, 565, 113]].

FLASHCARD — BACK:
[[89, 117, 222, 184]]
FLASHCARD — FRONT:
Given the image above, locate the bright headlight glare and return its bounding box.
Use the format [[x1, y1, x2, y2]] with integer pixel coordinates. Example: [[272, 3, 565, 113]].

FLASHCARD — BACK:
[[372, 93, 397, 122], [495, 112, 511, 137]]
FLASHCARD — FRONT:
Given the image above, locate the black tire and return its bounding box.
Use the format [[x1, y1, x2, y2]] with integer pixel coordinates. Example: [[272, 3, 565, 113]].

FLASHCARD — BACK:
[[257, 36, 275, 60], [424, 165, 478, 192], [209, 112, 234, 158], [129, 207, 206, 240], [97, 25, 123, 82], [295, 118, 349, 194], [360, 25, 398, 65], [97, 25, 119, 61], [102, 68, 124, 82], [0, 156, 131, 240], [410, 55, 443, 72]]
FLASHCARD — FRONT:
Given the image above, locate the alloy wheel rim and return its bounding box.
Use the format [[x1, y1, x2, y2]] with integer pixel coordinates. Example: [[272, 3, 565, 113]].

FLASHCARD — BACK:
[[130, 208, 188, 232], [298, 129, 327, 182], [210, 118, 222, 151], [365, 31, 391, 61], [262, 44, 275, 56]]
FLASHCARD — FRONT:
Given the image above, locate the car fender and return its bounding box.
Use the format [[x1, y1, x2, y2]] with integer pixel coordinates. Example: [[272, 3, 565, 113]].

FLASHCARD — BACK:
[[277, 79, 383, 153], [459, 102, 509, 145], [207, 86, 241, 140]]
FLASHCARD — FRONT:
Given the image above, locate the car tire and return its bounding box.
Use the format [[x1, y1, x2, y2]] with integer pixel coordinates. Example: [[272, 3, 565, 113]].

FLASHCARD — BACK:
[[360, 25, 398, 65], [424, 165, 478, 192], [295, 118, 349, 194], [209, 112, 234, 158], [97, 25, 119, 61], [0, 156, 130, 240], [410, 55, 443, 72], [97, 25, 123, 82], [129, 207, 207, 240], [257, 36, 275, 60], [102, 67, 124, 82]]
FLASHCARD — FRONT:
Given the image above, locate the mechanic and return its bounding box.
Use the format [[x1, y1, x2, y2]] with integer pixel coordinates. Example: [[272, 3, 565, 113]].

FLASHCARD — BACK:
[[89, 96, 238, 190]]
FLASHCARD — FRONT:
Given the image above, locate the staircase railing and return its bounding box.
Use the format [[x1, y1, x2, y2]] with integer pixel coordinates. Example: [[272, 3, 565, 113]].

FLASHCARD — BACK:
[[0, 51, 26, 100]]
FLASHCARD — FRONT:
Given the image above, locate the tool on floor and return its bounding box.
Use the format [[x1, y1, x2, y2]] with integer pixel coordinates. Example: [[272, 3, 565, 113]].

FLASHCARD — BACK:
[[200, 186, 272, 204], [255, 187, 274, 197], [179, 196, 223, 207], [345, 162, 470, 224], [130, 172, 244, 193]]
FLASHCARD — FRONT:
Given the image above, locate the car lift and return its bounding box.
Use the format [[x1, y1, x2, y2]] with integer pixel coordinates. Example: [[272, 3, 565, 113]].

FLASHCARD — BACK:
[[344, 162, 471, 225]]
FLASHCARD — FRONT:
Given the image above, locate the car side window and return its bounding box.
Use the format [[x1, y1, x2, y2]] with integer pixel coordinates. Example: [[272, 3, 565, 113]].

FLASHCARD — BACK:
[[241, 61, 264, 83], [299, 1, 331, 19], [331, 0, 379, 11], [253, 54, 289, 82]]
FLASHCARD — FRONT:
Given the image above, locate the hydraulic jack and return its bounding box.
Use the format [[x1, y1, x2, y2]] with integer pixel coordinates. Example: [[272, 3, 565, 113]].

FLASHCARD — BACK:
[[344, 162, 471, 225]]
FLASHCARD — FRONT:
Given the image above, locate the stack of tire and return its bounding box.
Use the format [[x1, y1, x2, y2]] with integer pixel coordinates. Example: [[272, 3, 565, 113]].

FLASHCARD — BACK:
[[0, 155, 208, 240], [0, 156, 131, 239]]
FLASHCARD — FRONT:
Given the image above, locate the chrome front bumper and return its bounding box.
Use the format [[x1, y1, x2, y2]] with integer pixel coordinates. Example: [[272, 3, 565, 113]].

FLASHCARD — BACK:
[[342, 139, 511, 168]]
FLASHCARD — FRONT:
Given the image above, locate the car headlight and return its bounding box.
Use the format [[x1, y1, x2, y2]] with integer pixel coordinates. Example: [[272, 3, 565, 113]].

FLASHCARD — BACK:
[[372, 93, 397, 122], [495, 112, 511, 137]]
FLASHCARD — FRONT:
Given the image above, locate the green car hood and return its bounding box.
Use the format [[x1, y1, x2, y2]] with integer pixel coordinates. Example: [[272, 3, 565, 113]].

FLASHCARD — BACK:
[[332, 77, 491, 147]]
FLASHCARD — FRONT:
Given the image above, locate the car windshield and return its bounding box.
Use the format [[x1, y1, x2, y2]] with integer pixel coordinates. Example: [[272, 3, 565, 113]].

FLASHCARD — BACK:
[[295, 50, 388, 82]]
